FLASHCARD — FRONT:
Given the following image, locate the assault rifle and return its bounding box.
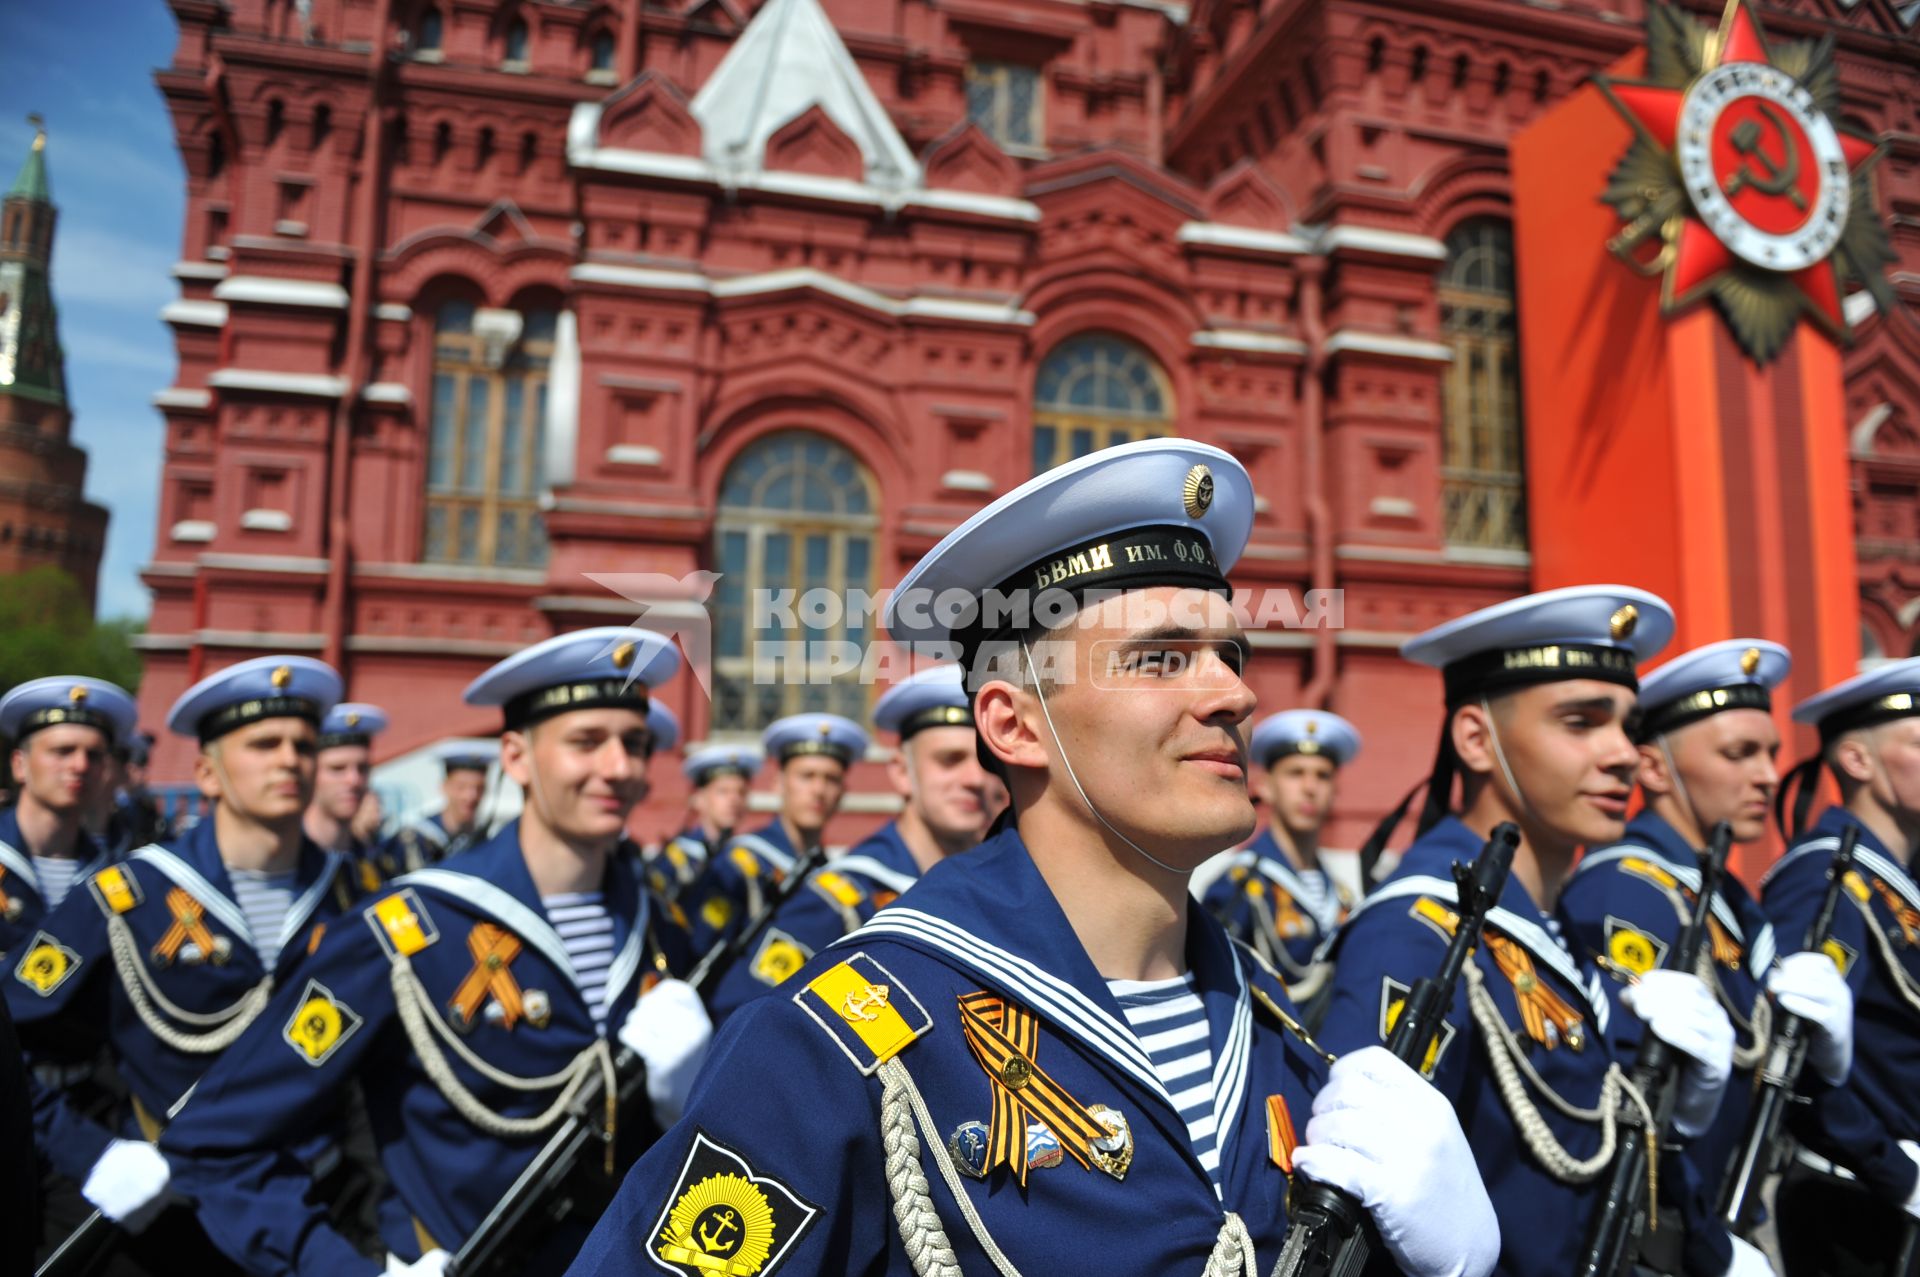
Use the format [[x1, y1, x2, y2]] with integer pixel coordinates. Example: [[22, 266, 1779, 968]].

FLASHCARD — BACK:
[[1269, 821, 1519, 1277], [1578, 820, 1734, 1277], [1720, 825, 1858, 1233]]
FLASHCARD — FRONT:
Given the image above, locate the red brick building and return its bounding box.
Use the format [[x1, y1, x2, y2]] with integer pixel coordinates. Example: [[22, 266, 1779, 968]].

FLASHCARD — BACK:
[[139, 0, 1920, 846]]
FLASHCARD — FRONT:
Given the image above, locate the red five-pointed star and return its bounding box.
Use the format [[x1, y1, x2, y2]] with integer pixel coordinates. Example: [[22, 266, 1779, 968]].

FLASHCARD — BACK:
[[1602, 0, 1877, 327]]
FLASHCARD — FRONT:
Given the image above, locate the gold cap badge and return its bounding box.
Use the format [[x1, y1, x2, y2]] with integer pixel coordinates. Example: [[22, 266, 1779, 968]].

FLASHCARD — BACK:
[[1740, 647, 1761, 676], [1183, 464, 1214, 519], [611, 641, 635, 671], [271, 665, 293, 689], [1609, 605, 1639, 641], [344, 711, 360, 728], [67, 685, 88, 703]]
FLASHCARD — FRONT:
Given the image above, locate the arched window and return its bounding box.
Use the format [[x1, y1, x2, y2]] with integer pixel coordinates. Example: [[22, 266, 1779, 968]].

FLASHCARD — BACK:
[[590, 29, 615, 75], [711, 432, 879, 733], [422, 300, 552, 568], [1438, 218, 1527, 553], [504, 18, 530, 66], [416, 7, 443, 54], [1032, 333, 1173, 474]]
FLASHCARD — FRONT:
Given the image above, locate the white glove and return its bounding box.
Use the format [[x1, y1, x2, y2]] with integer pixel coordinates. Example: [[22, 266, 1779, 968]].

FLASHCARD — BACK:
[[384, 1249, 450, 1276], [1620, 969, 1734, 1138], [1901, 1140, 1920, 1221], [617, 978, 714, 1128], [1289, 1047, 1500, 1277], [1767, 951, 1854, 1086], [1724, 1235, 1777, 1277], [81, 1139, 172, 1233]]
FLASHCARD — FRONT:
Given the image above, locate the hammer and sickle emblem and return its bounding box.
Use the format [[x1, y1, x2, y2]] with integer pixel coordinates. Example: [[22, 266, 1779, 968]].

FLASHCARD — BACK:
[[698, 1210, 739, 1252], [1724, 101, 1807, 211], [841, 982, 891, 1022]]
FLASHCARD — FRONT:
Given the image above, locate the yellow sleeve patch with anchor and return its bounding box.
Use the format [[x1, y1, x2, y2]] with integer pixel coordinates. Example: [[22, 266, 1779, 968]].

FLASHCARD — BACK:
[[791, 952, 932, 1076], [365, 888, 438, 959]]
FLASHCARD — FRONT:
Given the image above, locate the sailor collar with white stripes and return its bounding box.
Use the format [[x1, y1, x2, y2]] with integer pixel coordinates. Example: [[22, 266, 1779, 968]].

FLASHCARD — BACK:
[[1573, 811, 1777, 979], [1331, 817, 1612, 1031], [1764, 810, 1920, 919], [831, 828, 1260, 1191], [1238, 833, 1343, 936], [130, 838, 344, 971]]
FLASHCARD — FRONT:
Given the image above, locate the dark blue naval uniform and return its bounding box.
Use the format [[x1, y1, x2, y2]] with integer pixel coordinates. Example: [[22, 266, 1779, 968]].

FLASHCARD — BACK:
[[1319, 817, 1630, 1277], [645, 830, 715, 905], [569, 826, 1332, 1277], [376, 811, 478, 880], [704, 821, 923, 1024], [0, 805, 116, 966], [1559, 811, 1775, 1273], [6, 818, 352, 1187], [681, 821, 805, 957], [1761, 806, 1920, 1204], [160, 820, 692, 1273], [1201, 827, 1351, 981]]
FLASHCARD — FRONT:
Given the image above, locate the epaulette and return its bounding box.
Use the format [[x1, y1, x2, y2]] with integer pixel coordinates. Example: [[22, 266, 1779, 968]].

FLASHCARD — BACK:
[[791, 951, 931, 1076], [812, 871, 865, 908], [364, 887, 440, 960]]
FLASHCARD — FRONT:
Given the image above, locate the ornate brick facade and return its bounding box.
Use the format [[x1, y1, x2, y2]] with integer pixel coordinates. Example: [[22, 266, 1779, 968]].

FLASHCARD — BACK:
[[139, 0, 1920, 846]]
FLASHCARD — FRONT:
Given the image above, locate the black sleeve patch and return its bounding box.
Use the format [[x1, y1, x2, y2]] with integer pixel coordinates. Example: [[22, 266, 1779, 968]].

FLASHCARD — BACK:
[[650, 1129, 820, 1277]]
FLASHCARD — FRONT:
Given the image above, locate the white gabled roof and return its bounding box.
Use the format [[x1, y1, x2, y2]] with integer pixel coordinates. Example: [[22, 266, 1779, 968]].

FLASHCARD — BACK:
[[690, 0, 919, 190]]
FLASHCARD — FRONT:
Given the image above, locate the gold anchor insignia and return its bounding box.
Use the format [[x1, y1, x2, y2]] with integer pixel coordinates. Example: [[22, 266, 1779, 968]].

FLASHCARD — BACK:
[[1609, 605, 1639, 640], [1740, 647, 1762, 676], [840, 982, 891, 1023], [1183, 463, 1214, 518], [1724, 102, 1807, 211], [657, 1172, 776, 1275]]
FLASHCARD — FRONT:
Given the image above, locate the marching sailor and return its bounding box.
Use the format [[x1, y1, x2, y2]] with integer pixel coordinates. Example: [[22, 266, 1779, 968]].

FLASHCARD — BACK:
[[378, 740, 494, 877], [159, 628, 713, 1275], [649, 741, 762, 903], [1761, 656, 1920, 1275], [306, 702, 389, 892], [571, 439, 1498, 1277], [0, 675, 137, 963], [1202, 708, 1361, 1001], [8, 656, 354, 1265], [1318, 587, 1755, 1276]]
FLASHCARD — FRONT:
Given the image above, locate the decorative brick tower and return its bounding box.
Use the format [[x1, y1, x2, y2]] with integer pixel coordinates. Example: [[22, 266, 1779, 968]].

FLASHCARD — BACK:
[[0, 117, 107, 609]]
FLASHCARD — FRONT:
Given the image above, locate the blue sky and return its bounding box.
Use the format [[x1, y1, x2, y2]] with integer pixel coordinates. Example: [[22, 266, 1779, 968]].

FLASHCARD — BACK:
[[2, 4, 185, 620]]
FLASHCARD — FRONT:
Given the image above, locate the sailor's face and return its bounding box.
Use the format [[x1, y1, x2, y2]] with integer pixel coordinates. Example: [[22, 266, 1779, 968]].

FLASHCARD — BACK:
[[1864, 718, 1920, 821], [694, 773, 750, 833], [509, 708, 650, 843], [901, 725, 992, 845], [1487, 680, 1642, 847], [1267, 753, 1337, 839], [312, 744, 371, 822], [1042, 586, 1257, 866], [442, 769, 485, 829], [1663, 708, 1781, 843], [201, 717, 318, 821], [780, 755, 847, 832], [13, 724, 109, 816]]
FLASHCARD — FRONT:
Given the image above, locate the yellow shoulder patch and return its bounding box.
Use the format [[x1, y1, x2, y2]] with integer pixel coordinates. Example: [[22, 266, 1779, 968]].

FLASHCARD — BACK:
[[814, 872, 864, 908], [1409, 896, 1461, 942], [730, 846, 762, 879], [1620, 856, 1680, 891], [792, 952, 932, 1076], [1844, 870, 1872, 903], [92, 865, 140, 914], [365, 888, 438, 959]]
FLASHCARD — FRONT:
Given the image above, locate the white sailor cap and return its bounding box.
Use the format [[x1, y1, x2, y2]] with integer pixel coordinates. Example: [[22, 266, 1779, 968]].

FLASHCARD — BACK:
[[1637, 639, 1791, 740], [1791, 655, 1920, 738], [463, 627, 680, 731], [683, 743, 764, 786], [763, 712, 869, 767], [1250, 709, 1361, 769], [317, 702, 389, 750], [1402, 584, 1676, 705], [435, 739, 499, 773], [0, 676, 139, 747], [882, 439, 1256, 668], [873, 665, 972, 740], [166, 656, 343, 743]]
